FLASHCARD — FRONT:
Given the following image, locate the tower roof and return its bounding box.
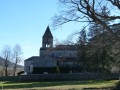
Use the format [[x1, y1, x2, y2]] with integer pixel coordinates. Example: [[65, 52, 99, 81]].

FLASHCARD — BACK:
[[43, 26, 53, 37]]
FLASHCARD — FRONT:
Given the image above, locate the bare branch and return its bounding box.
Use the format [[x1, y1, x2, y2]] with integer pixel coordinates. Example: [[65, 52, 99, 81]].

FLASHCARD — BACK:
[[53, 0, 120, 41], [108, 0, 120, 9]]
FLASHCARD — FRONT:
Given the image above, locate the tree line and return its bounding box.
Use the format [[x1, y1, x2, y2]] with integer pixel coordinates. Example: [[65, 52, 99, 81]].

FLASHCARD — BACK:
[[77, 25, 119, 73], [53, 0, 120, 73]]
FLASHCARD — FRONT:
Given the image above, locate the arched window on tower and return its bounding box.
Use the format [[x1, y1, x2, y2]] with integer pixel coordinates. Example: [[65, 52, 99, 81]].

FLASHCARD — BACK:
[[46, 44, 50, 48]]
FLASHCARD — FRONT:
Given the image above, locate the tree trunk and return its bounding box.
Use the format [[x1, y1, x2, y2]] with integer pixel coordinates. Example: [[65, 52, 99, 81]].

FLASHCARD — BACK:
[[13, 61, 17, 76], [5, 67, 7, 76]]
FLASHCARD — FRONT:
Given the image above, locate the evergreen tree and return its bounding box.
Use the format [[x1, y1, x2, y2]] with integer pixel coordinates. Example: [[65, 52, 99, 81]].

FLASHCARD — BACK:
[[77, 28, 88, 72], [87, 6, 114, 72]]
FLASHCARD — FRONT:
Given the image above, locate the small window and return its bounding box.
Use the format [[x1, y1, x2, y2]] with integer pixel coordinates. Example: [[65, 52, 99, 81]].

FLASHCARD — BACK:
[[46, 44, 50, 47]]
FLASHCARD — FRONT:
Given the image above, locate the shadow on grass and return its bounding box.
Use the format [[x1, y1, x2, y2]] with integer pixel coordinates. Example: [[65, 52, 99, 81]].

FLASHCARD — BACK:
[[2, 80, 116, 89], [112, 81, 120, 90], [82, 80, 119, 90]]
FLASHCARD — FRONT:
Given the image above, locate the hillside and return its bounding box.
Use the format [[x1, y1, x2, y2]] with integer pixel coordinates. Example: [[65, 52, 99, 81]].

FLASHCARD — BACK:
[[0, 57, 24, 68]]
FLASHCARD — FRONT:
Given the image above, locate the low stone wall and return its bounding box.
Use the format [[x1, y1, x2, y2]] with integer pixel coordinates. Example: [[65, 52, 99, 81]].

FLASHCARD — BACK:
[[0, 76, 19, 81], [19, 73, 120, 82]]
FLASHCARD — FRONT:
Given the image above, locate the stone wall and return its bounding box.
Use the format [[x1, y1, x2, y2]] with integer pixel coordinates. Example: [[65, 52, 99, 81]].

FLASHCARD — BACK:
[[19, 73, 120, 82], [0, 76, 19, 81]]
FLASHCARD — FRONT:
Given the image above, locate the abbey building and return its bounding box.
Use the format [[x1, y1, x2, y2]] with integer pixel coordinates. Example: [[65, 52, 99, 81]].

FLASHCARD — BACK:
[[24, 26, 79, 74]]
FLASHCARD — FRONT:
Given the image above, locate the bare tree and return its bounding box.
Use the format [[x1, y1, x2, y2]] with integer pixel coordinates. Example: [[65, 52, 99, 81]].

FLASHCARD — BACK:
[[1, 45, 12, 76], [13, 44, 22, 76], [53, 0, 120, 41]]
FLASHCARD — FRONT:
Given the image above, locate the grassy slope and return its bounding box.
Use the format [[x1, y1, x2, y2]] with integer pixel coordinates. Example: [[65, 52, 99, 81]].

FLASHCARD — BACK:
[[0, 80, 119, 90]]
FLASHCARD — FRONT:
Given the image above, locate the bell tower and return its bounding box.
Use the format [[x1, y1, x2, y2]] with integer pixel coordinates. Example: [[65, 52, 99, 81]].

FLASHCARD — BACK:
[[42, 26, 53, 48]]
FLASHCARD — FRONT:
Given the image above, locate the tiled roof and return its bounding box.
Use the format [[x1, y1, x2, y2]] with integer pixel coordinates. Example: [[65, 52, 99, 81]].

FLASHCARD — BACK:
[[55, 45, 78, 50], [25, 56, 39, 61]]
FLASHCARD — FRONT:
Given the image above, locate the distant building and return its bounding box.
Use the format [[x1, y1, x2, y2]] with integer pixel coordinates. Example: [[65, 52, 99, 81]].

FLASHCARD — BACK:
[[24, 26, 80, 74]]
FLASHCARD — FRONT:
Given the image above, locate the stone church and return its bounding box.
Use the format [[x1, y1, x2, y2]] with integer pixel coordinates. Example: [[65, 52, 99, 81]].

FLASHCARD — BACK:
[[24, 26, 80, 74]]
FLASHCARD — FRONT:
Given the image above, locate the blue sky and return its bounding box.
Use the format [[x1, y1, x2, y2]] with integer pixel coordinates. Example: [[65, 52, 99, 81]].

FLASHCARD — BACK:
[[0, 0, 83, 64]]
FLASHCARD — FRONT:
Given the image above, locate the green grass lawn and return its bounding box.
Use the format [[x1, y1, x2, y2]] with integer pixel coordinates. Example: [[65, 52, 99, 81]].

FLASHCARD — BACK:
[[0, 80, 119, 90]]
